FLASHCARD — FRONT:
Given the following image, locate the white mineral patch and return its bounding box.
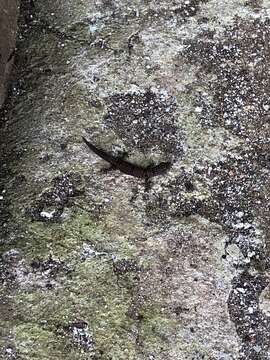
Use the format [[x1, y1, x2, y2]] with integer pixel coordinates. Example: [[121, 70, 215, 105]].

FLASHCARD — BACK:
[[40, 210, 56, 219]]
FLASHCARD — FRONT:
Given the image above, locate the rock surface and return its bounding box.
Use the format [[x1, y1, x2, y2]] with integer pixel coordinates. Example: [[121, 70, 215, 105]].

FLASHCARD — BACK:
[[0, 0, 269, 359]]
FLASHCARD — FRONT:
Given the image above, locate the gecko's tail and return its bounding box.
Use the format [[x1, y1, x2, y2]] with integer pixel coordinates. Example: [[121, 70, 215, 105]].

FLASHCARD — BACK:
[[82, 136, 94, 150], [82, 136, 115, 164], [82, 136, 102, 155]]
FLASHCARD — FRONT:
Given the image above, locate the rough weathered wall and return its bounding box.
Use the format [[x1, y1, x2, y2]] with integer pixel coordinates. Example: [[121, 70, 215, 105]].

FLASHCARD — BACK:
[[0, 0, 270, 359], [0, 0, 19, 107]]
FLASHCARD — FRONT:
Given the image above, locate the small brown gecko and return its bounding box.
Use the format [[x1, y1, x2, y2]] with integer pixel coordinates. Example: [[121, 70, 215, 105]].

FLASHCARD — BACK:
[[82, 136, 171, 179]]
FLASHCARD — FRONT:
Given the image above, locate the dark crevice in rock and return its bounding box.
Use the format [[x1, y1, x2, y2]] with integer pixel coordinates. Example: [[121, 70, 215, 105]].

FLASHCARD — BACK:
[[228, 272, 270, 359]]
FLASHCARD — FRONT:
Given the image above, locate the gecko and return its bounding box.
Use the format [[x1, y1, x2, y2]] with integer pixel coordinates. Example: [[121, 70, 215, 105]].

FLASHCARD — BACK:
[[82, 136, 171, 179]]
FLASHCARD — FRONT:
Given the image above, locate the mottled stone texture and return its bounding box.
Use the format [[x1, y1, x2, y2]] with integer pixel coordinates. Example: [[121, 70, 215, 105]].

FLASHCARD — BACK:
[[0, 0, 270, 359], [0, 0, 19, 107]]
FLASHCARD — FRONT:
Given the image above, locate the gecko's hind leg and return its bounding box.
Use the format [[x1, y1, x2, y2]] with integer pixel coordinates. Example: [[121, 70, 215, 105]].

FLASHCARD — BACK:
[[141, 178, 152, 201], [130, 184, 139, 203], [144, 177, 152, 192]]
